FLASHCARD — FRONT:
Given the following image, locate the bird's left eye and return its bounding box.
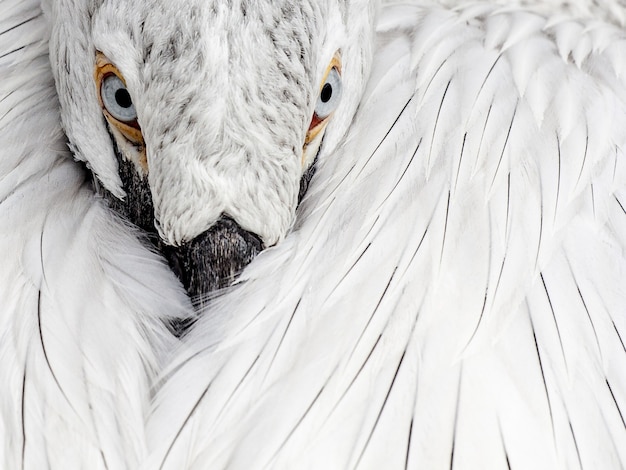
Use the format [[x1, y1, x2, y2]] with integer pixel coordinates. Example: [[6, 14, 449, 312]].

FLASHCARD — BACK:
[[306, 55, 343, 142], [314, 67, 342, 120]]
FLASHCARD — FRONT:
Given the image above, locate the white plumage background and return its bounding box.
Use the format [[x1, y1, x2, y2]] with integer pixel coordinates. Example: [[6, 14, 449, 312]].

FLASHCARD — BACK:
[[2, 0, 626, 469]]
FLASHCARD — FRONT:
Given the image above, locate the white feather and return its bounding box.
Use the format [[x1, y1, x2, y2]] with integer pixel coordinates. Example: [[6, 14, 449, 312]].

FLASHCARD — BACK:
[[3, 0, 626, 469]]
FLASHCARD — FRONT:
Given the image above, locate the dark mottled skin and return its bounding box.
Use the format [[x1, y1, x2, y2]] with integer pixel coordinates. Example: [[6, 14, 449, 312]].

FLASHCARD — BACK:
[[94, 135, 316, 334]]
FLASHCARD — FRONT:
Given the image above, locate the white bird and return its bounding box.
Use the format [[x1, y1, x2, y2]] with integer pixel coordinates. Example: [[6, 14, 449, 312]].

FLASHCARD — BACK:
[[145, 2, 626, 469], [2, 0, 626, 469]]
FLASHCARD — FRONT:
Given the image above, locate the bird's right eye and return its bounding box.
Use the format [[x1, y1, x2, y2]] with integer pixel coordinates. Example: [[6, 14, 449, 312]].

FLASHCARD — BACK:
[[305, 53, 342, 145], [313, 67, 342, 121]]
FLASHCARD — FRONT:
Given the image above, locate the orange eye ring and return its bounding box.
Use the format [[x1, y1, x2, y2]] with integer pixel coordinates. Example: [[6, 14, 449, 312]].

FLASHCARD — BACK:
[[94, 51, 144, 146]]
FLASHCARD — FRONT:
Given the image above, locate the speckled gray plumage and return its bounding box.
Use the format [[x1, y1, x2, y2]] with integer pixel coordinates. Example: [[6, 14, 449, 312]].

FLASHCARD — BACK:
[[45, 0, 376, 249]]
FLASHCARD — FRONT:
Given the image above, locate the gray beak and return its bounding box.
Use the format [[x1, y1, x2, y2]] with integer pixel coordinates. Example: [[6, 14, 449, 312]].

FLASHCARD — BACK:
[[93, 152, 263, 310], [161, 215, 263, 302], [94, 141, 317, 334]]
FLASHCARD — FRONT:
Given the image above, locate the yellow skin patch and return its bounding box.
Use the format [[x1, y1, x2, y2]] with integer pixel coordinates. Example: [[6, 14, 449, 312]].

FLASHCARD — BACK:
[[94, 52, 148, 173]]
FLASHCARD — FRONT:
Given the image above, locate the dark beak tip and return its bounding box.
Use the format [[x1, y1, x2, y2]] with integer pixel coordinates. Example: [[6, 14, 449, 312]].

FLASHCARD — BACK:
[[163, 215, 263, 302]]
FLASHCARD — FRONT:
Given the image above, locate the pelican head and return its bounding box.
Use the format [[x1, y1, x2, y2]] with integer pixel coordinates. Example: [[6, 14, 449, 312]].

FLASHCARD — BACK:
[[43, 0, 377, 300]]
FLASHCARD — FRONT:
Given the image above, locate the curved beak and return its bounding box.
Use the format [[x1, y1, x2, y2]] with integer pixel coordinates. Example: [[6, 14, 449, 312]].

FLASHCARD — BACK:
[[161, 215, 263, 304], [96, 137, 315, 334], [94, 153, 263, 310]]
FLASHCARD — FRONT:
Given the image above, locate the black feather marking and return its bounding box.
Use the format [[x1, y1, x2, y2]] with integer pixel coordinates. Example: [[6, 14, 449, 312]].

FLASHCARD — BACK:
[[449, 368, 463, 470], [377, 138, 423, 210], [291, 241, 318, 278], [297, 192, 341, 259], [168, 304, 265, 377], [540, 274, 567, 369], [36, 230, 76, 408], [330, 334, 383, 417], [100, 450, 110, 470], [463, 187, 496, 350], [325, 164, 357, 201], [465, 285, 490, 349], [534, 202, 544, 272], [0, 89, 15, 108], [427, 80, 452, 172], [574, 281, 602, 358], [440, 191, 451, 265], [39, 230, 48, 288], [37, 290, 74, 410], [554, 131, 562, 225], [405, 331, 422, 470], [612, 321, 626, 355], [474, 103, 494, 174], [453, 133, 468, 193], [0, 102, 17, 126], [324, 243, 373, 302], [0, 45, 26, 60], [506, 172, 511, 239], [606, 379, 626, 430], [403, 221, 431, 274], [240, 304, 268, 332], [358, 94, 415, 177], [474, 54, 503, 106], [21, 363, 27, 470], [159, 378, 217, 470], [615, 195, 626, 216], [159, 341, 218, 385], [405, 418, 414, 470], [384, 193, 438, 290], [81, 356, 110, 470], [498, 420, 512, 470], [265, 299, 302, 378], [576, 124, 589, 187], [348, 268, 397, 364], [214, 355, 261, 426], [591, 184, 596, 219], [422, 57, 450, 99], [304, 214, 378, 285], [353, 350, 407, 469], [569, 421, 583, 470], [493, 253, 508, 307], [0, 13, 42, 37], [266, 385, 326, 466], [530, 315, 556, 439], [490, 101, 518, 191]]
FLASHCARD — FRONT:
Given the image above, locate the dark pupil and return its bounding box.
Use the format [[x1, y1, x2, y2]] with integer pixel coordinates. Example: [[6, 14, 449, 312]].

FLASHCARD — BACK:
[[321, 83, 333, 103], [115, 88, 133, 109]]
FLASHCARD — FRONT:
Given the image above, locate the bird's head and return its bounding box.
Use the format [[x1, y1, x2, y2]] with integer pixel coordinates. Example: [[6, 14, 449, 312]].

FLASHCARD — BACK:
[[43, 0, 378, 301]]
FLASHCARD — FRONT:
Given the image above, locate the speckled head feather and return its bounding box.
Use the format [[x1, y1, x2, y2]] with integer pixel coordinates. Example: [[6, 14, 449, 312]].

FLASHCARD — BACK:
[[43, 0, 378, 247]]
